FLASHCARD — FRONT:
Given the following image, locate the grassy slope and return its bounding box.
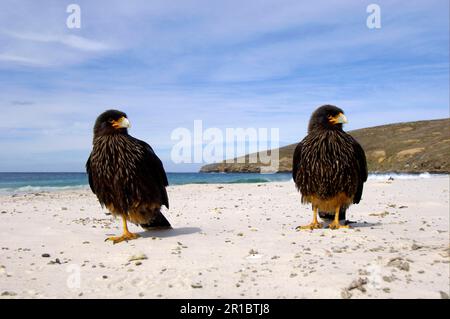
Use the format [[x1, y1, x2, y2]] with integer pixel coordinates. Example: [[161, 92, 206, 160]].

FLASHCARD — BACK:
[[200, 118, 450, 173]]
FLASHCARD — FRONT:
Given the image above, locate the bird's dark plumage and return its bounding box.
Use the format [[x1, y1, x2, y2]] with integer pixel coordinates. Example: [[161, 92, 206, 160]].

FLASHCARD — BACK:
[[86, 110, 170, 242], [293, 105, 367, 228]]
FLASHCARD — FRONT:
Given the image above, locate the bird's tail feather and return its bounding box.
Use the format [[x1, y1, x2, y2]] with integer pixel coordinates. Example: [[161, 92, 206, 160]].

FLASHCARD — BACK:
[[140, 209, 171, 230]]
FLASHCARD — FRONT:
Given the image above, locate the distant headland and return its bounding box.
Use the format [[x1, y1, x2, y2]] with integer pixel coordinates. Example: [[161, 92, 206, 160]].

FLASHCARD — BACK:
[[200, 118, 450, 174]]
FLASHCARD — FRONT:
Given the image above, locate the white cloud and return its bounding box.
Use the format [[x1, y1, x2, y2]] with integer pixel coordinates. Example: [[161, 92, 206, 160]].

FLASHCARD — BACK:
[[3, 30, 112, 51], [0, 53, 43, 65]]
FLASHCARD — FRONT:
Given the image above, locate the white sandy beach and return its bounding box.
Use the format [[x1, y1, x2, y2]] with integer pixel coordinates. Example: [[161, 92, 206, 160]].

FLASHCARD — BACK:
[[0, 176, 449, 299]]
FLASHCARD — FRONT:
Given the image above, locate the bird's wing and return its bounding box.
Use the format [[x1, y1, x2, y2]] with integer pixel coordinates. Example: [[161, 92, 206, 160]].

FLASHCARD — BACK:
[[134, 138, 170, 209], [292, 141, 303, 180], [85, 154, 95, 194], [352, 138, 368, 203], [144, 143, 169, 187]]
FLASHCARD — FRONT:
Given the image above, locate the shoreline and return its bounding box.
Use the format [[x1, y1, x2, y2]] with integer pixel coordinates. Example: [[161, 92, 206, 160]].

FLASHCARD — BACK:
[[0, 172, 448, 196]]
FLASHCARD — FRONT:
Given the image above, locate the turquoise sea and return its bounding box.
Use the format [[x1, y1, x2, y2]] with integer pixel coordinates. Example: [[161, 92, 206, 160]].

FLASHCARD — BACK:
[[0, 172, 292, 194], [0, 172, 444, 194]]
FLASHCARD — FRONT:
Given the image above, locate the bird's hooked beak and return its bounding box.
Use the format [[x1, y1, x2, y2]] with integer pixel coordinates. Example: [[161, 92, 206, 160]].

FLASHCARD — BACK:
[[111, 116, 131, 129], [329, 112, 348, 125]]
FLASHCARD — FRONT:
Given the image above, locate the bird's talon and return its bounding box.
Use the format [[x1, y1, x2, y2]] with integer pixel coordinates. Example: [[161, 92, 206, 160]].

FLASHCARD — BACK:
[[296, 222, 323, 230], [328, 221, 350, 230], [105, 232, 140, 244]]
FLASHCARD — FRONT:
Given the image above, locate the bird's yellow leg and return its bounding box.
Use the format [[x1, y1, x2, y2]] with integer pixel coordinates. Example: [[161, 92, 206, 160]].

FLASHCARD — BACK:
[[296, 207, 323, 230], [105, 215, 140, 244], [328, 206, 350, 230]]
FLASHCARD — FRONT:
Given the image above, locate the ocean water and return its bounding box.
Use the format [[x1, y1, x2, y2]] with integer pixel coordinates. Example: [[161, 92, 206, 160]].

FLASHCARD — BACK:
[[0, 172, 292, 194], [0, 172, 446, 194]]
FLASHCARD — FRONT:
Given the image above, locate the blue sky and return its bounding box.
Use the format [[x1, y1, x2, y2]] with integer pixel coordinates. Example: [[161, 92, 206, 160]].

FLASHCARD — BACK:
[[0, 0, 448, 172]]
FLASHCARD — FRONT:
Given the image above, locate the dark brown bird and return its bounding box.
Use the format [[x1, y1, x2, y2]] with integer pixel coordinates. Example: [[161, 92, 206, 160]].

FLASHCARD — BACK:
[[86, 110, 170, 243], [292, 105, 367, 230]]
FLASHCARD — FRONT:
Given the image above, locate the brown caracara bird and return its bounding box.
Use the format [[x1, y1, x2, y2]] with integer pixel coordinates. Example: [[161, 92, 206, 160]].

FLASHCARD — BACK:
[[292, 105, 367, 230], [86, 110, 170, 244]]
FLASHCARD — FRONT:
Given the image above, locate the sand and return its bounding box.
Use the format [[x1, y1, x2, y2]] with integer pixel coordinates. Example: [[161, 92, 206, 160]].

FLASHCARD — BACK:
[[0, 176, 449, 299]]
